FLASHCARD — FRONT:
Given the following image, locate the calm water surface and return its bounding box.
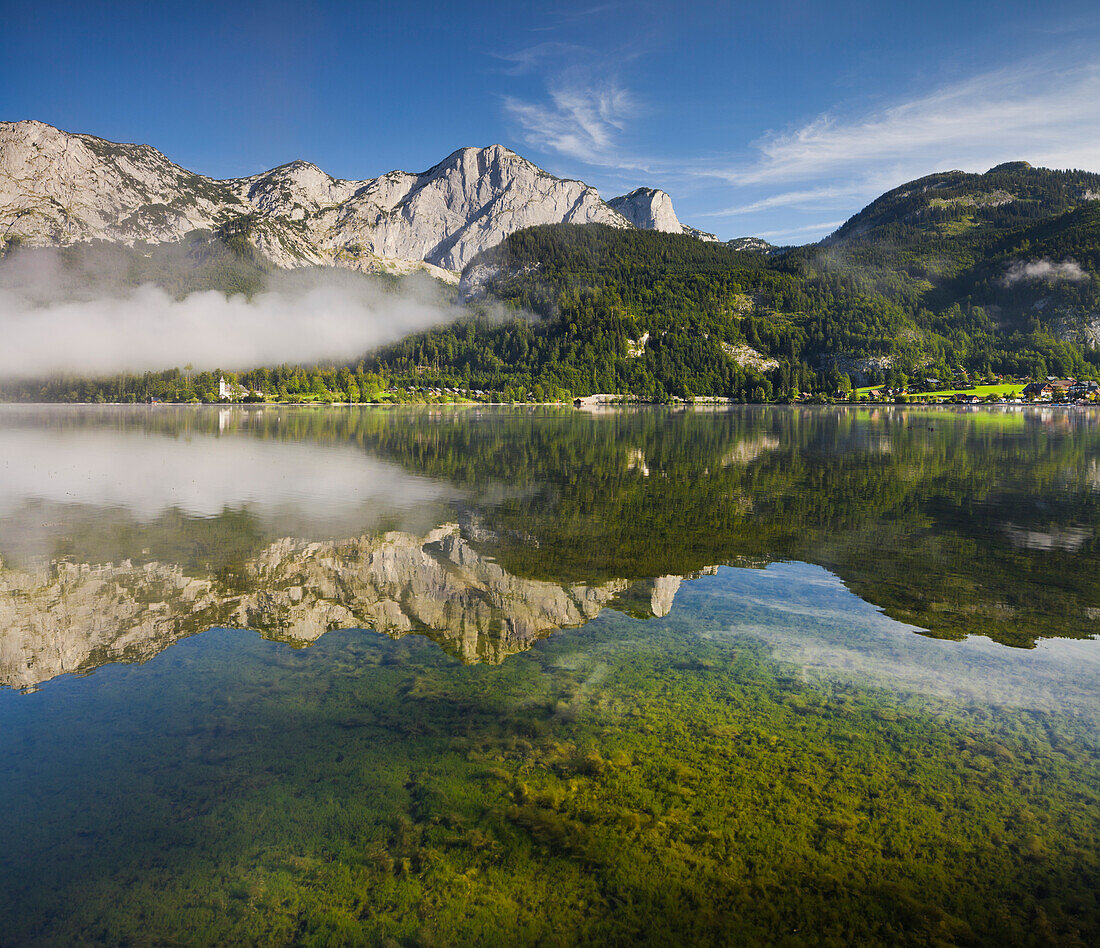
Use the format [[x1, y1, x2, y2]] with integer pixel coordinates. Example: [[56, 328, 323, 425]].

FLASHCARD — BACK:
[[0, 405, 1097, 945]]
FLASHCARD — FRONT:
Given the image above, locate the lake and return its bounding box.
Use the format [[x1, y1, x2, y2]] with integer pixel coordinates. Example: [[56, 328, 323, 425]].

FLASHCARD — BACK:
[[0, 404, 1097, 945]]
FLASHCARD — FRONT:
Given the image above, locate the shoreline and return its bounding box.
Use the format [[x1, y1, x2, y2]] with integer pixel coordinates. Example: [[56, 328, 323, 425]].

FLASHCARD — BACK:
[[1, 399, 1096, 410]]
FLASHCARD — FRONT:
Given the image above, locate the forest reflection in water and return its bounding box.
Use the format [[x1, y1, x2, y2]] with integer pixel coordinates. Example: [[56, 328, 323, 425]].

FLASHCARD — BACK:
[[2, 402, 1099, 692], [0, 405, 1097, 945]]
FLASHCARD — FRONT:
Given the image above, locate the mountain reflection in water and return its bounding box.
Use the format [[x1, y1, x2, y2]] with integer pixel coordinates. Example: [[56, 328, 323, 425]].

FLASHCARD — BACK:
[[0, 523, 704, 689], [1, 403, 1098, 690]]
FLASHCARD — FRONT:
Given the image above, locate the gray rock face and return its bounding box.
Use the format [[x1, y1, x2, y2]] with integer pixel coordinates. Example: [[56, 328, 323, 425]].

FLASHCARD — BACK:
[[1, 121, 715, 277], [609, 187, 682, 231], [682, 225, 721, 242], [608, 187, 718, 241], [230, 144, 631, 271], [0, 119, 239, 246], [727, 236, 782, 255]]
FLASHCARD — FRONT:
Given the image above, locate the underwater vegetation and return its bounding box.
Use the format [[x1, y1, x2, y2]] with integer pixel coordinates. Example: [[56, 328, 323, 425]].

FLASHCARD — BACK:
[[0, 570, 1096, 946]]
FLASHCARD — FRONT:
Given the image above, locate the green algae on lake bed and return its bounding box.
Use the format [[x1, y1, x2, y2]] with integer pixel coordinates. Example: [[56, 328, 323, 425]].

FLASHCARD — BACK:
[[0, 565, 1096, 946]]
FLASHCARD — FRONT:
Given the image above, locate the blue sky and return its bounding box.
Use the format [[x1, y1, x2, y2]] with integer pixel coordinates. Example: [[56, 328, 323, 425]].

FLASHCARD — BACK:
[[4, 0, 1100, 243]]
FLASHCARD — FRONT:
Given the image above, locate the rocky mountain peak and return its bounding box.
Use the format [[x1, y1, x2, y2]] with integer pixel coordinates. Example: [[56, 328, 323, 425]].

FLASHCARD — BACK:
[[0, 119, 235, 247], [325, 142, 630, 270], [608, 187, 683, 232], [1, 120, 715, 277], [231, 159, 359, 219], [608, 186, 719, 241]]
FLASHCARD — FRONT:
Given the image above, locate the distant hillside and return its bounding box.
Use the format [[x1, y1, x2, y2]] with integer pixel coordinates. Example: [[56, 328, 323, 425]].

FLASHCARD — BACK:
[[808, 162, 1100, 352], [827, 162, 1100, 252]]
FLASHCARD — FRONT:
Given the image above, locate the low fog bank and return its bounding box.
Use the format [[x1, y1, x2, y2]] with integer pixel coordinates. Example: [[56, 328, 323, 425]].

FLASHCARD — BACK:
[[0, 248, 465, 378], [1001, 258, 1089, 286]]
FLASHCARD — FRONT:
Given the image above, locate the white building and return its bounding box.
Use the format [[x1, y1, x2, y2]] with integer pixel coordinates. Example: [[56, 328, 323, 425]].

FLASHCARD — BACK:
[[218, 377, 260, 401]]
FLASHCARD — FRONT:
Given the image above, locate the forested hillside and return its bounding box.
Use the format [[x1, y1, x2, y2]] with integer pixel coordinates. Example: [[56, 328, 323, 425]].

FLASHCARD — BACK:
[[366, 161, 1100, 398], [368, 228, 804, 401]]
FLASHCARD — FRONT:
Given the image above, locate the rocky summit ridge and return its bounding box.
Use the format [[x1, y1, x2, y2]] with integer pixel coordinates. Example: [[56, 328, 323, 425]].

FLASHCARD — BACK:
[[0, 120, 713, 278], [608, 187, 718, 241]]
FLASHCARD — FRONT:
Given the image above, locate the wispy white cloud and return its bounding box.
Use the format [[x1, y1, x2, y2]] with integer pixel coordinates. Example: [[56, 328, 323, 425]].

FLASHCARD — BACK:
[[498, 39, 656, 176], [695, 185, 863, 218], [504, 75, 645, 170], [524, 3, 622, 32], [681, 58, 1100, 238], [494, 42, 591, 76], [499, 47, 1100, 241], [721, 62, 1100, 187], [755, 220, 847, 241]]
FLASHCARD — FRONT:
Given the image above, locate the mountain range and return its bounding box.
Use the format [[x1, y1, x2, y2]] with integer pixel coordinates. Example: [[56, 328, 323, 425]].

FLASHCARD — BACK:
[[0, 120, 714, 278]]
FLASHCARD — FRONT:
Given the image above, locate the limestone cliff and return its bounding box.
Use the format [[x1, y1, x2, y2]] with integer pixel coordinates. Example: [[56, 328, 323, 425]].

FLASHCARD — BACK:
[[608, 187, 718, 241]]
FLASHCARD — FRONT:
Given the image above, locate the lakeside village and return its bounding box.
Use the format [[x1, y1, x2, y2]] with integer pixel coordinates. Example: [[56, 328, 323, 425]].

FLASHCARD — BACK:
[[46, 363, 1098, 407], [857, 376, 1100, 405], [204, 373, 1100, 407]]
